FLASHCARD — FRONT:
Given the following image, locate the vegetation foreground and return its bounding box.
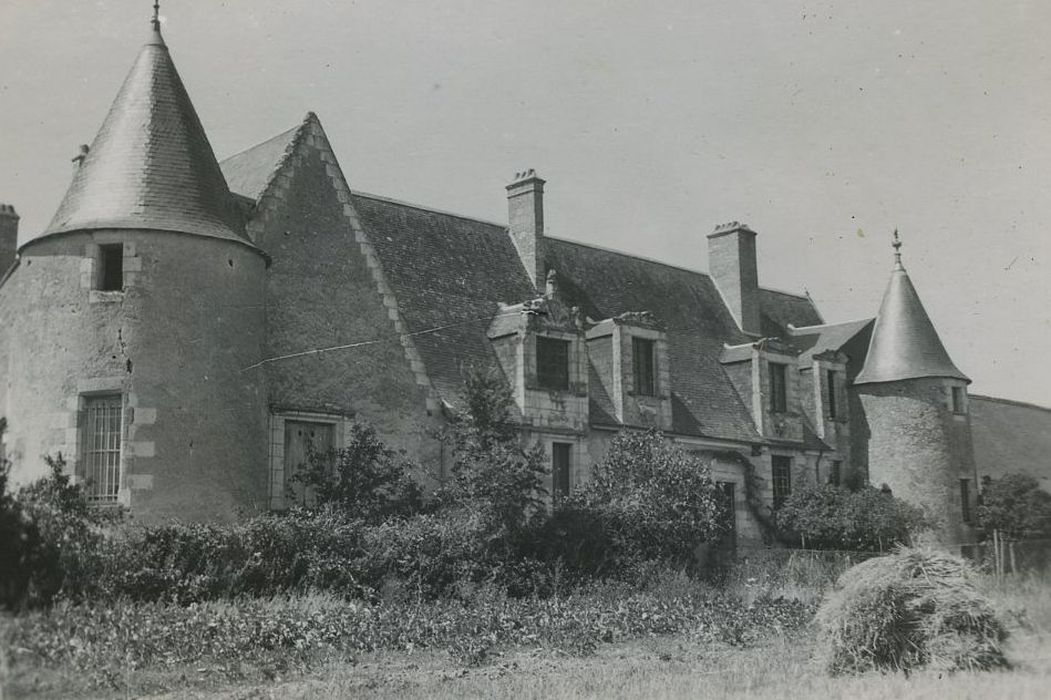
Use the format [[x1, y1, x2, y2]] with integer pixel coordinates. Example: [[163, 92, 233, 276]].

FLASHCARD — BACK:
[[2, 572, 1048, 699]]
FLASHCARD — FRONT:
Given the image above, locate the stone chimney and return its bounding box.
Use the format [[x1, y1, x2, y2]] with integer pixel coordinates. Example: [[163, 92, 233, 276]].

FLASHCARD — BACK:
[[0, 204, 19, 274], [506, 169, 545, 290], [707, 221, 760, 335]]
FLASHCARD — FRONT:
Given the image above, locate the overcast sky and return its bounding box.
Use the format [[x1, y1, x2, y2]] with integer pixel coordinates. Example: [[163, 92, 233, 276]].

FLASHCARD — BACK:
[[1, 0, 1048, 406]]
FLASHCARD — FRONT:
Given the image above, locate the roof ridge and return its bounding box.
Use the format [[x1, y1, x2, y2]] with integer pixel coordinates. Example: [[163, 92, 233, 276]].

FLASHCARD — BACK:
[[788, 317, 873, 333], [545, 235, 716, 280], [349, 190, 508, 229], [759, 285, 812, 301], [970, 394, 1051, 413]]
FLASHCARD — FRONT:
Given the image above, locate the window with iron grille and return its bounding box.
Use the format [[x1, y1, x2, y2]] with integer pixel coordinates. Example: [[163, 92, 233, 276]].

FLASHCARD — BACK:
[[536, 336, 570, 390], [552, 442, 572, 503], [97, 244, 123, 291], [83, 394, 122, 503], [632, 337, 656, 396], [826, 369, 839, 419], [769, 362, 788, 413], [772, 455, 792, 509]]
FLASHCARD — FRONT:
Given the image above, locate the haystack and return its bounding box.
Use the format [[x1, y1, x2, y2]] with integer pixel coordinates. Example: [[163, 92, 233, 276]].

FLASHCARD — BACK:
[[816, 547, 1008, 675]]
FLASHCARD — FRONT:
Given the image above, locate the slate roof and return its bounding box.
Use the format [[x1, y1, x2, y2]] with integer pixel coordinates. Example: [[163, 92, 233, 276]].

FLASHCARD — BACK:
[[970, 395, 1051, 492], [788, 318, 874, 365], [221, 121, 826, 445], [35, 23, 251, 249], [759, 288, 823, 337], [855, 261, 969, 385], [222, 123, 303, 202]]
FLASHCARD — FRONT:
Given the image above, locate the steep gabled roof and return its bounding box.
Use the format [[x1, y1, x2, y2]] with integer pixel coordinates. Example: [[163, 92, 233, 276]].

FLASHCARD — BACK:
[[223, 121, 825, 444], [221, 122, 304, 203], [34, 22, 250, 248], [759, 288, 823, 337], [789, 318, 874, 366], [855, 259, 968, 385]]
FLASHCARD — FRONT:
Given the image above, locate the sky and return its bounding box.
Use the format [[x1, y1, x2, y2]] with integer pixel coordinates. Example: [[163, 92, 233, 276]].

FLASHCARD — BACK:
[[1, 0, 1049, 406]]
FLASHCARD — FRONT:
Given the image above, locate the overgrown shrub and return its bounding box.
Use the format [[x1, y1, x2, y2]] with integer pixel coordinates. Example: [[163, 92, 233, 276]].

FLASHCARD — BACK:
[[0, 455, 121, 610], [290, 422, 422, 523], [434, 368, 547, 554], [535, 430, 727, 579], [977, 473, 1051, 539], [775, 484, 928, 551], [90, 509, 370, 604], [817, 547, 1009, 675]]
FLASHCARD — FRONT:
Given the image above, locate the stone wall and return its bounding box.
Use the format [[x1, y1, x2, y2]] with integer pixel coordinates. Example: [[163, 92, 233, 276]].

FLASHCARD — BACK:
[[250, 135, 441, 484], [857, 377, 976, 543], [1, 230, 269, 522]]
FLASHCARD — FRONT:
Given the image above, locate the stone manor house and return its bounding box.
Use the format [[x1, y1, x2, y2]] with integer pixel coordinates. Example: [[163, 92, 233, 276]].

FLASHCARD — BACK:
[[1, 16, 1046, 545]]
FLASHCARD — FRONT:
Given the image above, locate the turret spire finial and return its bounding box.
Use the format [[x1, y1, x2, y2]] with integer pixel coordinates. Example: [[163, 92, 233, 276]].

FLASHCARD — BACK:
[[147, 0, 165, 45], [892, 229, 903, 270]]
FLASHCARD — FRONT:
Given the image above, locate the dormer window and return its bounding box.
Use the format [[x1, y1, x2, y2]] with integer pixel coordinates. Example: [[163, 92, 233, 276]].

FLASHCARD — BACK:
[[536, 336, 570, 390], [769, 361, 788, 413], [632, 336, 656, 396], [97, 244, 123, 291]]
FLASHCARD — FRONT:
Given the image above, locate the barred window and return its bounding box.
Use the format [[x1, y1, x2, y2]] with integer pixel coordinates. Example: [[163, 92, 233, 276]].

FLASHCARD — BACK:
[[772, 455, 792, 509], [632, 337, 656, 396], [83, 394, 122, 503], [536, 336, 570, 390], [769, 362, 788, 413]]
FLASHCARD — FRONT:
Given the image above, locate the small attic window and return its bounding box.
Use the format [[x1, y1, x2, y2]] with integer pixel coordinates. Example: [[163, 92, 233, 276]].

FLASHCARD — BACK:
[[97, 244, 123, 291]]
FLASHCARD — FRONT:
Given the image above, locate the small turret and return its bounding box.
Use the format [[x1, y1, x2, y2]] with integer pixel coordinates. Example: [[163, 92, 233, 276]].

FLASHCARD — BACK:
[[855, 232, 976, 547]]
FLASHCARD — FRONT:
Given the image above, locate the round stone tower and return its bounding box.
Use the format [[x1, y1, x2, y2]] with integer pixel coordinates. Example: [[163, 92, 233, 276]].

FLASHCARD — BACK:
[[854, 233, 976, 545], [1, 12, 269, 521]]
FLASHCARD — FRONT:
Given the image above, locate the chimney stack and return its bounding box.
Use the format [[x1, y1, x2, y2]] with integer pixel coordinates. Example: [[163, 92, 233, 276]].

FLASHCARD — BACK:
[[506, 169, 545, 290], [0, 204, 19, 274], [707, 221, 761, 335]]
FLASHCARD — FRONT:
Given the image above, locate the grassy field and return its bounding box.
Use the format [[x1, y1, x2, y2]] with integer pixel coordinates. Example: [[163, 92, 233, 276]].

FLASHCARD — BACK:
[[5, 574, 1050, 699]]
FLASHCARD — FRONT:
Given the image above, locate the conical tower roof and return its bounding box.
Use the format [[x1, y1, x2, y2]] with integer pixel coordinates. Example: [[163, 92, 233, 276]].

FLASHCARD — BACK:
[[854, 234, 969, 385], [30, 14, 250, 249]]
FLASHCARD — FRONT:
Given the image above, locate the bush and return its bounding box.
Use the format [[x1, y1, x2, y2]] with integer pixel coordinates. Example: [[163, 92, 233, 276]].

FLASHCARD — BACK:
[[289, 422, 422, 523], [535, 430, 727, 579], [775, 484, 928, 551], [91, 509, 370, 604], [434, 368, 547, 554], [977, 473, 1051, 539], [0, 455, 121, 610], [816, 547, 1009, 675]]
